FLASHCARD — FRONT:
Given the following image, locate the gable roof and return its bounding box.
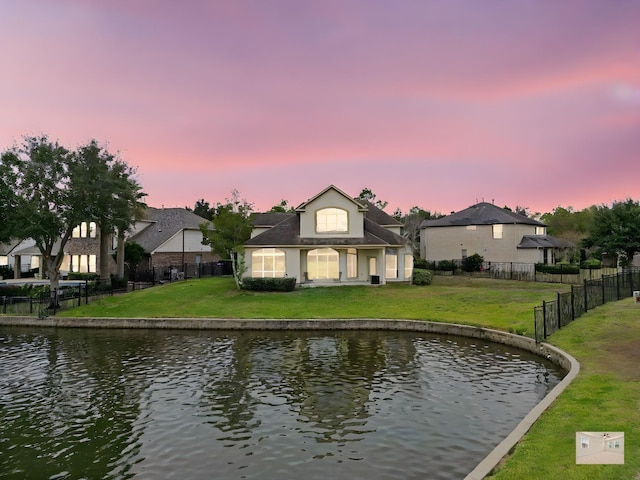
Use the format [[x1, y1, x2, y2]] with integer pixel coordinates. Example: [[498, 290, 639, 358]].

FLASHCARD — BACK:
[[420, 202, 544, 228], [245, 213, 406, 247], [128, 207, 207, 252], [296, 185, 367, 211]]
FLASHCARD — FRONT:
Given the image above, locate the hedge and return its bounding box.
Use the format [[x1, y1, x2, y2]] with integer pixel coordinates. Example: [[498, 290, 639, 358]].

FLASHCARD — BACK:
[[535, 263, 580, 274], [241, 277, 297, 292]]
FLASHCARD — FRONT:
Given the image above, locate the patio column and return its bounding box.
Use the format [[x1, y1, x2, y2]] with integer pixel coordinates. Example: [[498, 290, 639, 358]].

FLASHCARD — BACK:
[[13, 255, 21, 279]]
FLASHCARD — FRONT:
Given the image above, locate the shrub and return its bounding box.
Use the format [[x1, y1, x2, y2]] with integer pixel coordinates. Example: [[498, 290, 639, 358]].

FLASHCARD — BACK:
[[464, 253, 484, 272], [0, 285, 25, 297], [412, 269, 433, 286], [241, 277, 297, 292], [535, 263, 580, 274], [413, 257, 429, 270], [580, 258, 602, 269], [0, 265, 14, 280], [436, 260, 455, 272]]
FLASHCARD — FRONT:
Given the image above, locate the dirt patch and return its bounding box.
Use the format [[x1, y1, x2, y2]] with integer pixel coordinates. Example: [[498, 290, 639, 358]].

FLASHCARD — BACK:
[[603, 340, 640, 381]]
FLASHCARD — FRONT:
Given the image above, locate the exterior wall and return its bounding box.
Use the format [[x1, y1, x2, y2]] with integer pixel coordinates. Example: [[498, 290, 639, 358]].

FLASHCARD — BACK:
[[299, 190, 365, 239], [250, 227, 271, 238], [422, 224, 541, 263], [154, 229, 212, 255], [65, 234, 117, 275]]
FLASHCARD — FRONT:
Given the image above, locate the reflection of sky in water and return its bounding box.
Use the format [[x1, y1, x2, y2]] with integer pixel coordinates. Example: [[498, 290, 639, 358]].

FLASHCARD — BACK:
[[0, 329, 563, 480]]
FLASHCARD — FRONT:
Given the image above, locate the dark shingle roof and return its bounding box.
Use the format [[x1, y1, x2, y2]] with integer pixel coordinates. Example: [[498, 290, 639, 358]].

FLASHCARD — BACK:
[[362, 201, 402, 226], [245, 213, 405, 247], [128, 207, 208, 252], [420, 202, 544, 228], [518, 235, 574, 249]]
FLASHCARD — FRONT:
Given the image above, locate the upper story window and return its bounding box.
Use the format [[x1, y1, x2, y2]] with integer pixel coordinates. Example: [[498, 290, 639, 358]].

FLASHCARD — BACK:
[[492, 224, 503, 239], [72, 221, 97, 238], [536, 226, 546, 235], [316, 208, 348, 233]]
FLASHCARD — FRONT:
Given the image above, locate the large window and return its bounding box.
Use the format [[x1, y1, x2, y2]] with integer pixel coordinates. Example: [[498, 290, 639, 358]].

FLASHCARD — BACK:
[[307, 248, 339, 279], [347, 248, 358, 278], [385, 253, 398, 279], [72, 222, 97, 238], [70, 255, 96, 273], [251, 248, 286, 278], [316, 208, 348, 233], [492, 224, 503, 239], [404, 255, 413, 280]]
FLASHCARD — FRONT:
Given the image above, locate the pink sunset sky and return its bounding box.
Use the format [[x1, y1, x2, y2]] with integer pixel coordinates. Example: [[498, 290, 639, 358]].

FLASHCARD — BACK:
[[2, 1, 639, 216]]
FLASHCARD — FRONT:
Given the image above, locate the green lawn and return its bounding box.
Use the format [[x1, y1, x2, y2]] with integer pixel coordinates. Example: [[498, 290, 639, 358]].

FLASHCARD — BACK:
[[65, 276, 560, 336], [62, 276, 639, 479]]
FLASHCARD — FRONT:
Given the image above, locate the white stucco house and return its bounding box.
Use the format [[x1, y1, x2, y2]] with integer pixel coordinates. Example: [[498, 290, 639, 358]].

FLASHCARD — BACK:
[[244, 185, 413, 285], [420, 202, 573, 265]]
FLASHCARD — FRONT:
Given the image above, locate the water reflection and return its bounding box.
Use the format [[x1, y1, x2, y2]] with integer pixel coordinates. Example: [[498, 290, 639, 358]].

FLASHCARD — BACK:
[[0, 328, 563, 480]]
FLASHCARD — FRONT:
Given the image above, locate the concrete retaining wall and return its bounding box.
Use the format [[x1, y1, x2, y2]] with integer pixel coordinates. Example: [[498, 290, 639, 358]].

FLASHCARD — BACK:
[[0, 315, 579, 479]]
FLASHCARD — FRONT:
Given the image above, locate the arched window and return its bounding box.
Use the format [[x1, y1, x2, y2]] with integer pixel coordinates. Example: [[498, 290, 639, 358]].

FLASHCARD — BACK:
[[251, 248, 286, 278], [316, 208, 348, 233], [307, 248, 339, 280]]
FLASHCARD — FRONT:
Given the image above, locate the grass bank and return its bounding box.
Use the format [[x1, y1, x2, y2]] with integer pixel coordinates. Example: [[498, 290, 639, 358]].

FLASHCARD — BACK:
[[65, 276, 559, 336], [488, 298, 640, 480], [62, 276, 639, 479]]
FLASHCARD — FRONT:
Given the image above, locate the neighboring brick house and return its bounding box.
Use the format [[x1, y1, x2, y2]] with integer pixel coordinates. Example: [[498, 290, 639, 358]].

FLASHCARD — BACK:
[[2, 208, 216, 280], [244, 185, 413, 285], [420, 202, 573, 265], [127, 207, 218, 272]]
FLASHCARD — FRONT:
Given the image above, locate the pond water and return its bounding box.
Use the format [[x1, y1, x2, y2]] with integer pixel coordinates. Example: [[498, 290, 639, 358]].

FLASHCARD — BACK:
[[0, 328, 564, 480]]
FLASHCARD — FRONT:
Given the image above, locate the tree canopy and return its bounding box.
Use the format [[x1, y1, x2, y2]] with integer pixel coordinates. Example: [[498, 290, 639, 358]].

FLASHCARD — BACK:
[[0, 135, 145, 292], [199, 190, 253, 288], [583, 199, 640, 266], [357, 187, 388, 210]]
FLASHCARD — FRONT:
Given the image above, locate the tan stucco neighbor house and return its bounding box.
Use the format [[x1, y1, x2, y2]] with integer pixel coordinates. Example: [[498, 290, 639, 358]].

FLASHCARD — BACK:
[[420, 202, 572, 265], [244, 185, 413, 285]]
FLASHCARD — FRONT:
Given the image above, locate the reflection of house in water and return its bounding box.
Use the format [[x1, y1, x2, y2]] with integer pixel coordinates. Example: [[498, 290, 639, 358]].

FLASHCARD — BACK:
[[280, 332, 418, 444], [576, 432, 624, 464]]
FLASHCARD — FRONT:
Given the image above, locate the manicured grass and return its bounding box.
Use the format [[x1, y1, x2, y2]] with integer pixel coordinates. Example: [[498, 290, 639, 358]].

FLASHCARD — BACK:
[[488, 298, 640, 480], [62, 276, 640, 479], [64, 276, 560, 336]]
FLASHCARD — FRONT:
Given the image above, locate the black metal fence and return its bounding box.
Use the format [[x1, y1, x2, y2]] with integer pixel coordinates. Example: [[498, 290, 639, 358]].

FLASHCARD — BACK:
[[534, 268, 640, 342], [1, 261, 235, 317], [132, 260, 233, 283], [0, 281, 146, 317]]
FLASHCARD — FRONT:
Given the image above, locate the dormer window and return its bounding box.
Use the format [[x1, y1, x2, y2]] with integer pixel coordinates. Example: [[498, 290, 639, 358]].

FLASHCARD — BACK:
[[316, 208, 348, 233]]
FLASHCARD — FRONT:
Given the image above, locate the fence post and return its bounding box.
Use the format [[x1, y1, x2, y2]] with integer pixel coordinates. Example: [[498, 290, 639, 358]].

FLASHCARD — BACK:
[[584, 279, 588, 312], [85, 280, 89, 304], [601, 276, 606, 305], [616, 273, 621, 300], [557, 292, 562, 330], [542, 300, 547, 339], [78, 284, 82, 307], [570, 285, 576, 321]]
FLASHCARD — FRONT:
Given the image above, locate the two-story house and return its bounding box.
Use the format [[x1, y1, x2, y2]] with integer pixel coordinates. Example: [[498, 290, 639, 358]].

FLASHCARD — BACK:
[[420, 202, 572, 265], [244, 185, 413, 285]]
